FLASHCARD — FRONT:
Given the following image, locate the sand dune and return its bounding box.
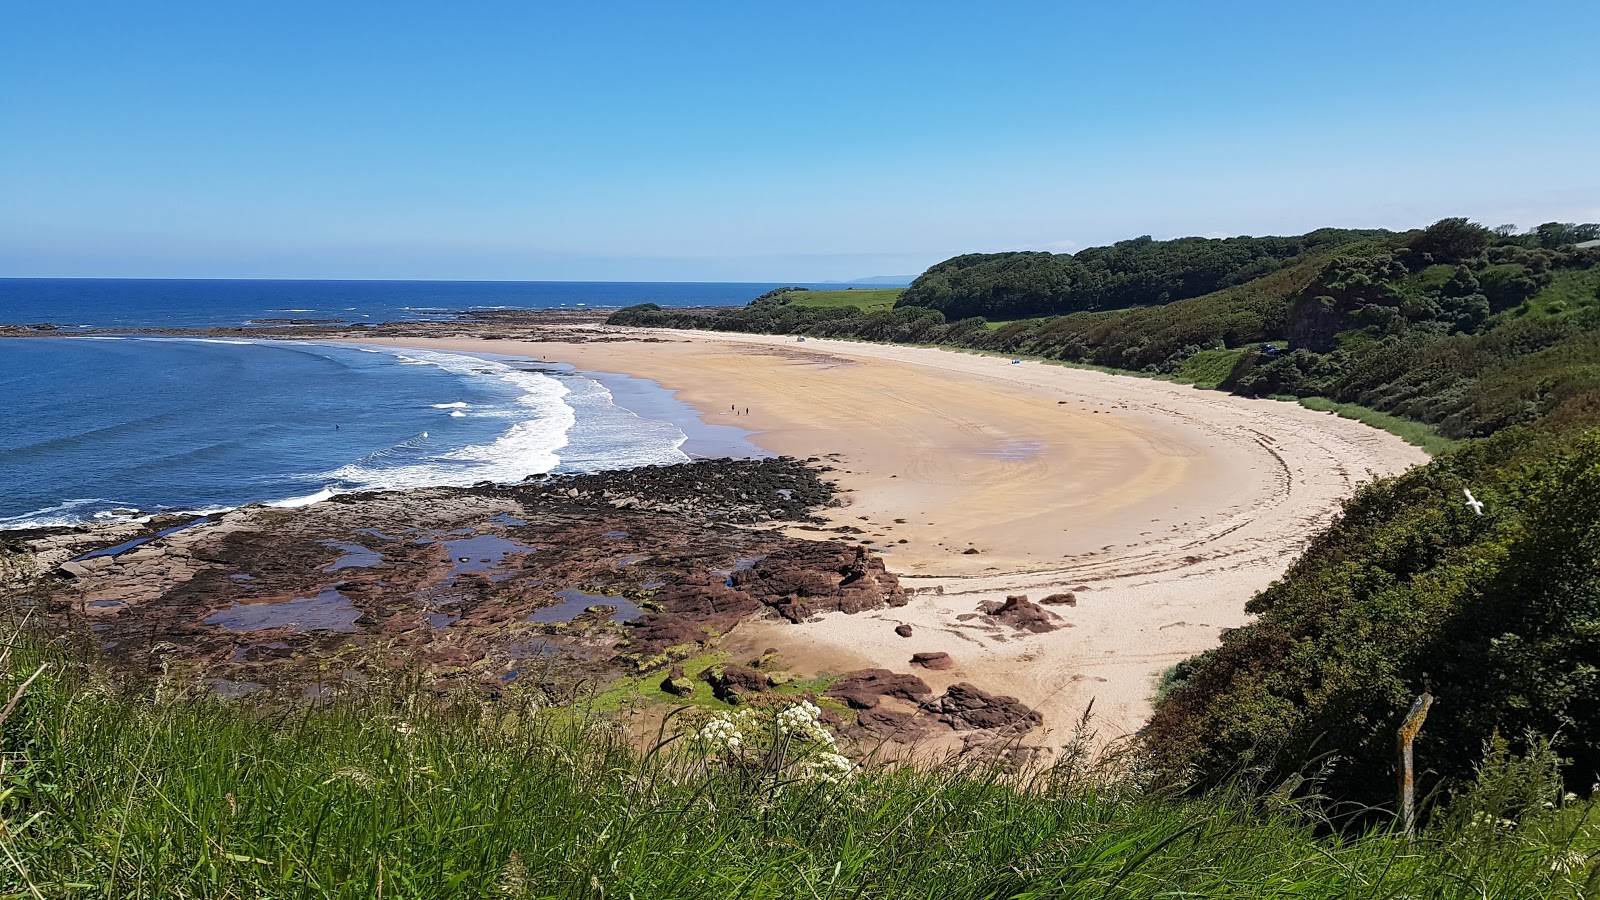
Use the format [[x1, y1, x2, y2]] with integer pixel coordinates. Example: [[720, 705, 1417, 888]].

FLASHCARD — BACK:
[[361, 329, 1428, 744]]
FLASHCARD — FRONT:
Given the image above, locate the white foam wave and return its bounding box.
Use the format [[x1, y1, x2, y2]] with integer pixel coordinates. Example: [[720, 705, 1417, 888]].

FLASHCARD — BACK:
[[0, 498, 128, 529], [0, 498, 237, 529], [449, 410, 466, 418], [316, 348, 575, 493], [270, 487, 338, 508], [431, 402, 470, 409], [555, 375, 691, 472]]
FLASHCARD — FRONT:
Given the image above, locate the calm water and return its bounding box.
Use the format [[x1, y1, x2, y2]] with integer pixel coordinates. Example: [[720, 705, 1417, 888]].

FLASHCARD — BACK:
[[0, 279, 772, 527], [0, 278, 808, 329]]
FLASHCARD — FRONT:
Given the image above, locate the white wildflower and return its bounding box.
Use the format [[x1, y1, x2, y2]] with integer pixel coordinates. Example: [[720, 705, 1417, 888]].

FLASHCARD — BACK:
[[776, 701, 821, 734], [699, 713, 744, 753], [804, 751, 856, 784], [775, 701, 837, 747]]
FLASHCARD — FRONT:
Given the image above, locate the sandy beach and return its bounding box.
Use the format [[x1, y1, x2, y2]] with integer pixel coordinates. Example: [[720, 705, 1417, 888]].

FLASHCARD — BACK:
[[357, 329, 1429, 744]]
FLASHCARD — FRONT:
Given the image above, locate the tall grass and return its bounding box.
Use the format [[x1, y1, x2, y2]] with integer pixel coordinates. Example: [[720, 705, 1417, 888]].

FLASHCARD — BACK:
[[787, 289, 904, 312], [1295, 396, 1461, 455], [1174, 348, 1246, 390], [2, 628, 1597, 898]]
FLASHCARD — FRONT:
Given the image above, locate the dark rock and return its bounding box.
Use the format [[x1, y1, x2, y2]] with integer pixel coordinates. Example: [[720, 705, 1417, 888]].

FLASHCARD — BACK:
[[18, 455, 910, 698], [962, 547, 980, 554], [1040, 592, 1077, 607], [927, 682, 1042, 731], [857, 705, 926, 738], [894, 624, 913, 638], [662, 665, 695, 697], [825, 668, 932, 709], [984, 595, 1061, 633], [910, 651, 953, 670], [705, 664, 767, 703]]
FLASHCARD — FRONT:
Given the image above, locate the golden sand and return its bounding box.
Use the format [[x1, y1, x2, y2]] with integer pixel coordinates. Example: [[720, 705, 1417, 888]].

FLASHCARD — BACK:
[[356, 329, 1427, 744]]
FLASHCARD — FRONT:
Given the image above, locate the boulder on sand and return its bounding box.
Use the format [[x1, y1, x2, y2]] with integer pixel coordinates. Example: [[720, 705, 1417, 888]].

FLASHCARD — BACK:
[[825, 668, 932, 709], [926, 682, 1042, 731], [1040, 592, 1077, 607], [894, 623, 913, 638], [982, 595, 1062, 633], [910, 651, 953, 670]]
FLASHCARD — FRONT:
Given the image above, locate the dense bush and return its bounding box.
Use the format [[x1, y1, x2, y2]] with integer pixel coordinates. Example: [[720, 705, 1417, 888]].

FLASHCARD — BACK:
[[893, 228, 1392, 321], [1146, 427, 1600, 810]]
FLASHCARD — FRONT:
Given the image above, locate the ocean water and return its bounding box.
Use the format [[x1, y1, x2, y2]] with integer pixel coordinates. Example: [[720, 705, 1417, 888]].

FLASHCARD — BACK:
[[0, 279, 789, 528], [0, 335, 759, 529], [0, 278, 812, 329]]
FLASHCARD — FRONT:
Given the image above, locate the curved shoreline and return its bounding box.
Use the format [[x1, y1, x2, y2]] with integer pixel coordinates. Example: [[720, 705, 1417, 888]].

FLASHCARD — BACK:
[[353, 328, 1429, 742]]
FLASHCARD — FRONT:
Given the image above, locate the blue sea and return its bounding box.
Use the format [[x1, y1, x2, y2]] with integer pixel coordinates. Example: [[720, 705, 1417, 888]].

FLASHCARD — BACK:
[[0, 279, 782, 528]]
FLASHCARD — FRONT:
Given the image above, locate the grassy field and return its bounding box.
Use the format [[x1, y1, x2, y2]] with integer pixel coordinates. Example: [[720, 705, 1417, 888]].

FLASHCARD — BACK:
[[1295, 396, 1461, 455], [1517, 268, 1600, 318], [787, 288, 903, 312], [1174, 348, 1245, 389], [4, 631, 1598, 899]]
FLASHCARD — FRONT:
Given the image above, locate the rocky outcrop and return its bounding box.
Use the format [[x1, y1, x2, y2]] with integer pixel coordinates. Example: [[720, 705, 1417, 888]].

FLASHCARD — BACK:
[[926, 683, 1042, 731], [727, 544, 909, 625], [1039, 592, 1077, 606], [824, 668, 932, 709], [11, 458, 908, 697], [662, 665, 695, 697], [704, 664, 767, 703], [981, 595, 1062, 633], [910, 651, 953, 670]]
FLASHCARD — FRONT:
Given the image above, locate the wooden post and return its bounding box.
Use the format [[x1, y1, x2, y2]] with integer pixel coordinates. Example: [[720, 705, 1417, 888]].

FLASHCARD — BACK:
[[1398, 692, 1433, 837]]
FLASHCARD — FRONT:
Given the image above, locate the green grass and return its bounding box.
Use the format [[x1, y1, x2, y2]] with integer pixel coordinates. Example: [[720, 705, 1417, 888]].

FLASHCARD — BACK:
[[587, 652, 842, 713], [6, 638, 1600, 900], [787, 288, 903, 312], [983, 316, 1051, 330], [1296, 396, 1462, 455], [1174, 348, 1245, 389], [1516, 268, 1600, 319]]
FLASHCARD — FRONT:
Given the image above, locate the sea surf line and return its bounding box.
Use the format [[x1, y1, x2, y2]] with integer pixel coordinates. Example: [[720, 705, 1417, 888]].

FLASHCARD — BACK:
[[0, 336, 746, 528]]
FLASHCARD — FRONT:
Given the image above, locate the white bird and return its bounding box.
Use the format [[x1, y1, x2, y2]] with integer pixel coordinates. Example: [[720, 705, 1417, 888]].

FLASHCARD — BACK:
[[1463, 488, 1484, 516]]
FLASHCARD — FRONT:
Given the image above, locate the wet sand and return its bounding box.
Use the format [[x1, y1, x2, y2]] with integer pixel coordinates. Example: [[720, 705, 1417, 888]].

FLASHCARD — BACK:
[[356, 328, 1429, 744]]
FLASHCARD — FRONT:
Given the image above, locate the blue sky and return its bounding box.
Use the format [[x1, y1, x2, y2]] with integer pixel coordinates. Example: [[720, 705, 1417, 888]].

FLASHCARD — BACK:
[[2, 1, 1597, 281]]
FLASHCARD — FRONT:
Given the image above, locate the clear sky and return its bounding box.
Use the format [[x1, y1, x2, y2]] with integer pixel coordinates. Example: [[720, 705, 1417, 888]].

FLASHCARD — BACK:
[[3, 1, 1597, 282]]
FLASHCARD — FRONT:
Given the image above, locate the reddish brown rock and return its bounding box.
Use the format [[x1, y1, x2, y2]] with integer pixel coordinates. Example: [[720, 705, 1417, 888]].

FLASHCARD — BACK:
[[926, 682, 1042, 732], [982, 595, 1062, 633], [856, 705, 927, 739], [1040, 592, 1077, 607], [729, 543, 910, 624], [894, 624, 913, 638], [910, 651, 953, 670], [704, 664, 768, 703], [824, 668, 932, 709], [17, 456, 914, 698]]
